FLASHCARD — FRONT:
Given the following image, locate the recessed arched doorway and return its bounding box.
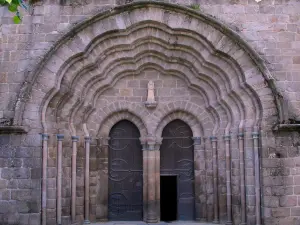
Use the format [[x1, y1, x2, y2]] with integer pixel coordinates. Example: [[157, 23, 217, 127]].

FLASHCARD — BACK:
[[108, 120, 143, 221], [160, 119, 195, 221]]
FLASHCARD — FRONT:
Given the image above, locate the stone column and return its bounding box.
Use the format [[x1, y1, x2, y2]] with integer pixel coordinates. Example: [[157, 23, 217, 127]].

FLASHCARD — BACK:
[[147, 141, 159, 223], [211, 136, 219, 224], [84, 137, 91, 224], [97, 137, 109, 221], [193, 137, 202, 221], [42, 134, 49, 225], [141, 139, 148, 222], [155, 139, 162, 221], [224, 135, 232, 225], [71, 136, 79, 222], [238, 132, 246, 225], [56, 134, 64, 225], [253, 132, 261, 225]]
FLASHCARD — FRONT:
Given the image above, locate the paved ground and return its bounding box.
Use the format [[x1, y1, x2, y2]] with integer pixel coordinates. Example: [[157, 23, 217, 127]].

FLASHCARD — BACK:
[[90, 222, 218, 225]]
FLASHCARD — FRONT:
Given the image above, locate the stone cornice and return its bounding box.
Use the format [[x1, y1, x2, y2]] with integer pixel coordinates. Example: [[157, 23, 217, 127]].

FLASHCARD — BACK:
[[273, 124, 300, 131], [0, 126, 28, 134]]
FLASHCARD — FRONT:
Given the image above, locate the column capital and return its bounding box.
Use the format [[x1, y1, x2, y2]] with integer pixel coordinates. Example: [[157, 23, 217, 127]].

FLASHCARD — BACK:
[[141, 136, 162, 151], [252, 132, 259, 139], [210, 136, 217, 142], [147, 140, 161, 151], [192, 136, 201, 145], [41, 134, 49, 140], [147, 143, 158, 151], [139, 136, 147, 145], [56, 134, 64, 140], [223, 135, 231, 141], [72, 136, 79, 142], [141, 143, 148, 151], [98, 137, 109, 146], [84, 136, 91, 142], [237, 133, 244, 139]]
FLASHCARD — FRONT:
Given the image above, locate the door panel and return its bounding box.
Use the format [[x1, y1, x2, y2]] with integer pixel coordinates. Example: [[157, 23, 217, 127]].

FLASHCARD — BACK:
[[108, 120, 143, 221], [160, 119, 195, 221]]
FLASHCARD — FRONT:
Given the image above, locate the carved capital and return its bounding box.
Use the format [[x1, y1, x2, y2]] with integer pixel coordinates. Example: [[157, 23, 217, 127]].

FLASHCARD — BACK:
[[56, 134, 64, 141], [41, 134, 49, 140], [147, 140, 159, 151], [147, 143, 156, 151], [72, 136, 79, 142], [193, 136, 201, 145], [237, 133, 244, 139], [252, 132, 259, 139], [139, 136, 147, 145], [210, 136, 217, 142], [84, 136, 91, 142], [100, 137, 110, 146], [141, 136, 162, 151], [223, 135, 231, 141], [141, 144, 148, 151]]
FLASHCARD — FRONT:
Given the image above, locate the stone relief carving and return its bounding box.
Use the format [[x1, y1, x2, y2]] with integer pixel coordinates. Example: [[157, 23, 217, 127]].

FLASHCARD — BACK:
[[145, 80, 157, 108]]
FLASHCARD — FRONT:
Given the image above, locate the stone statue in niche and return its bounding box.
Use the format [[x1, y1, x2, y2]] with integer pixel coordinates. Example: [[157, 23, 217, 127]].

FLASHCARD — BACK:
[[147, 81, 155, 101], [145, 80, 157, 108]]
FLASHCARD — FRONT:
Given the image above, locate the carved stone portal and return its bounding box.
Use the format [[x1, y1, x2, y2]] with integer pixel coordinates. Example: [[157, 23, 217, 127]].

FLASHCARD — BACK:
[[145, 80, 157, 108]]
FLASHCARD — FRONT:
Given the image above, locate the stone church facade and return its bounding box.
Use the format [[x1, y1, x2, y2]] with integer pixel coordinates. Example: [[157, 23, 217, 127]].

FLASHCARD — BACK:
[[0, 1, 300, 225]]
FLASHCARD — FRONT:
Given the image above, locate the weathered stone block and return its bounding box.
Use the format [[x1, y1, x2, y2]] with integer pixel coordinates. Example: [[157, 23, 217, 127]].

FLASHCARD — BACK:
[[17, 179, 31, 189], [11, 190, 31, 201], [23, 158, 41, 168], [0, 146, 15, 158], [17, 201, 30, 213], [280, 196, 297, 207], [1, 190, 11, 200], [29, 213, 40, 225], [264, 196, 279, 208], [47, 199, 56, 209], [0, 135, 11, 145], [271, 208, 291, 217], [1, 168, 30, 179], [19, 213, 30, 225], [15, 147, 33, 158], [31, 168, 42, 179]]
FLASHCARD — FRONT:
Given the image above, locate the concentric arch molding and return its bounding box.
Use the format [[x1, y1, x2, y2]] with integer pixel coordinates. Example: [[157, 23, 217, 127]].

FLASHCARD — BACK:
[[13, 1, 283, 132]]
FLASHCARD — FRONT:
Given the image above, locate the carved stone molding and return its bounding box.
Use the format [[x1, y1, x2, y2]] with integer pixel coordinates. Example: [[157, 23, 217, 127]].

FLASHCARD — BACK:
[[0, 126, 28, 134]]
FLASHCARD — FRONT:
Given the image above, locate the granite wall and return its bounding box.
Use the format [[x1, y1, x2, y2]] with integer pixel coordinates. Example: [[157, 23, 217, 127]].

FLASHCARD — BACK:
[[0, 1, 300, 225]]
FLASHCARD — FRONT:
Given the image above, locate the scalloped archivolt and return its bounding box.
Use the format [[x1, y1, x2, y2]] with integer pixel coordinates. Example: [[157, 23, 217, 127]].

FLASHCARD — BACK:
[[16, 2, 280, 136]]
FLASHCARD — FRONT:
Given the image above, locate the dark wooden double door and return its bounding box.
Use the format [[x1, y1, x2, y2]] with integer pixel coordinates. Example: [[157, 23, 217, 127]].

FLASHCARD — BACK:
[[108, 119, 194, 221]]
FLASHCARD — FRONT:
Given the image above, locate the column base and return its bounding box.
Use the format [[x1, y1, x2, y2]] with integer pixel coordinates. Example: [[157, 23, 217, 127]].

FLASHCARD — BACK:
[[83, 220, 91, 224], [213, 220, 219, 224], [226, 222, 233, 225]]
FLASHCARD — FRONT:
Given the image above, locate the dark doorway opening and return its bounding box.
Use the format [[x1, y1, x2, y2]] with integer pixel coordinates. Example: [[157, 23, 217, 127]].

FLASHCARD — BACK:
[[160, 176, 177, 222]]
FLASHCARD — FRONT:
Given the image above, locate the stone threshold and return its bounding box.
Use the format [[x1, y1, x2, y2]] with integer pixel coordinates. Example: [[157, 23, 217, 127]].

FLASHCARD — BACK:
[[90, 222, 220, 225]]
